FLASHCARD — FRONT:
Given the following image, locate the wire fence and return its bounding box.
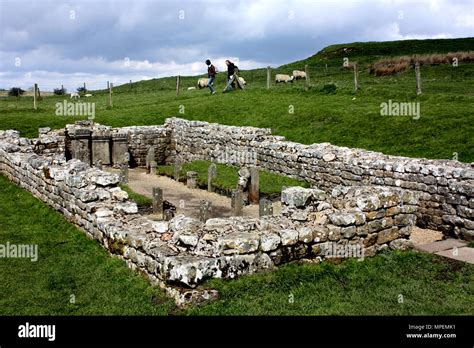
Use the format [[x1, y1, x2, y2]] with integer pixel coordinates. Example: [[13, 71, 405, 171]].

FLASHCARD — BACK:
[[2, 60, 472, 104]]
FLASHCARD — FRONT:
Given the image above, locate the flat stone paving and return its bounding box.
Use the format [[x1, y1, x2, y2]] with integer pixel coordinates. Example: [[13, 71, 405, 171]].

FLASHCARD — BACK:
[[412, 235, 474, 264]]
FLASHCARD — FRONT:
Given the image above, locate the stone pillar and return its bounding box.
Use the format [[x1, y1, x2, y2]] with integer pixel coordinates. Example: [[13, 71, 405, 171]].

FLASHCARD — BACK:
[[146, 146, 155, 174], [259, 198, 273, 217], [111, 133, 128, 167], [71, 128, 91, 164], [91, 135, 111, 165], [249, 167, 259, 204], [119, 164, 128, 184], [187, 171, 198, 189], [152, 187, 163, 216], [199, 200, 211, 222], [231, 189, 243, 216], [208, 163, 217, 192], [95, 160, 103, 170], [173, 157, 182, 181], [149, 160, 157, 175]]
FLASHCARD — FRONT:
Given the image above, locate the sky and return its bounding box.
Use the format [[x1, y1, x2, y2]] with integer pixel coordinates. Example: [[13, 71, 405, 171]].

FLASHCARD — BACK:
[[1, 0, 473, 91]]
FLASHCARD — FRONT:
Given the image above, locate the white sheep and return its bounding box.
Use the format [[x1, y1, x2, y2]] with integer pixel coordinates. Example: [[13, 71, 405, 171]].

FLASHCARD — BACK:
[[84, 93, 93, 97], [70, 92, 80, 99], [238, 76, 246, 86], [275, 74, 294, 83], [197, 78, 209, 89], [293, 70, 306, 80]]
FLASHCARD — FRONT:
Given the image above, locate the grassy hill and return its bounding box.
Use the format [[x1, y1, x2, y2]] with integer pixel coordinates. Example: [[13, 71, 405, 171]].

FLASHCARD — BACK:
[[280, 37, 474, 69], [1, 37, 473, 162]]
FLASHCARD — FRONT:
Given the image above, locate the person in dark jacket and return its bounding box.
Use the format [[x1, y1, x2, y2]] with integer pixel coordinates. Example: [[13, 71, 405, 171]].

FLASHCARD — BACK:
[[206, 59, 217, 94], [223, 59, 238, 92]]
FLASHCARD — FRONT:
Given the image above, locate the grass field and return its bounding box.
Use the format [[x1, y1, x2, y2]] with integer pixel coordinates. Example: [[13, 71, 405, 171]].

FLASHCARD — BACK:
[[1, 38, 473, 315]]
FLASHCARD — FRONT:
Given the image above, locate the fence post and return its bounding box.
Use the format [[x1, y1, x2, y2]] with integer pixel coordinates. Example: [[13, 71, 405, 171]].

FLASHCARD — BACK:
[[305, 64, 310, 85], [108, 82, 113, 108], [61, 84, 64, 95], [415, 62, 422, 95], [83, 82, 86, 93], [129, 79, 132, 91], [33, 84, 36, 109], [176, 75, 180, 96], [107, 81, 109, 90], [266, 66, 271, 89], [353, 62, 359, 91], [33, 83, 37, 110]]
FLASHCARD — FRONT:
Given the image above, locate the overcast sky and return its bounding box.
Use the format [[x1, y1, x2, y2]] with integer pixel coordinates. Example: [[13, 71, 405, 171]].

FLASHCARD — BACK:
[[1, 0, 473, 91]]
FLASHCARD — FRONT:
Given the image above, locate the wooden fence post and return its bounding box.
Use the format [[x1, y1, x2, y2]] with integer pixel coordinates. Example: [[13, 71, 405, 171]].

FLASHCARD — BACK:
[[266, 66, 271, 89], [415, 62, 422, 95], [305, 64, 310, 85], [33, 83, 37, 110], [129, 79, 132, 91], [176, 75, 180, 96], [108, 82, 113, 108], [353, 62, 359, 91], [107, 81, 109, 90], [61, 84, 64, 95], [83, 82, 86, 93]]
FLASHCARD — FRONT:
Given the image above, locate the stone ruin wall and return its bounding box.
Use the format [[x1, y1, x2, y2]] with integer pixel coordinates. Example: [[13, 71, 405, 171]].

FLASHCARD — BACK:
[[166, 118, 474, 240], [15, 117, 474, 242], [0, 128, 430, 305], [34, 121, 171, 168]]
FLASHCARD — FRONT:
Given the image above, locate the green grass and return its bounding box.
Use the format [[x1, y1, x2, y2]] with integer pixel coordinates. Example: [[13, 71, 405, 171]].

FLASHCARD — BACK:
[[0, 174, 175, 315], [1, 174, 473, 315], [119, 184, 152, 207], [1, 38, 473, 162], [156, 160, 309, 197], [281, 37, 474, 68]]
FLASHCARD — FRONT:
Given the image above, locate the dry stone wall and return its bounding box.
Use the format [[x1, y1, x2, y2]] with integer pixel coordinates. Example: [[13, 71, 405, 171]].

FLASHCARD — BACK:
[[166, 118, 474, 240]]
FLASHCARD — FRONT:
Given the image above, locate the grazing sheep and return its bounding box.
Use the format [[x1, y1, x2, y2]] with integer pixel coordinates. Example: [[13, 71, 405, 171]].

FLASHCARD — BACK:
[[84, 93, 93, 97], [197, 78, 209, 89], [187, 87, 196, 91], [238, 76, 246, 86], [70, 92, 80, 99], [293, 70, 306, 80], [275, 74, 294, 83]]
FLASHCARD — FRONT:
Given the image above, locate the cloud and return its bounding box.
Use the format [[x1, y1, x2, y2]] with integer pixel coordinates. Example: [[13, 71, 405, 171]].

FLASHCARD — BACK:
[[0, 0, 473, 90]]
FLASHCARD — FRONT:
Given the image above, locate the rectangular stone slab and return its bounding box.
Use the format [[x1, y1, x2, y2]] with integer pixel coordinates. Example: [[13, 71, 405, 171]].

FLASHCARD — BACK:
[[413, 239, 467, 253]]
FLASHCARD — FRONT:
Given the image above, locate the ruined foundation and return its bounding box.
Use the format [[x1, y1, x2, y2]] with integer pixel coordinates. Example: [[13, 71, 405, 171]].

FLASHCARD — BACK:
[[0, 118, 472, 306]]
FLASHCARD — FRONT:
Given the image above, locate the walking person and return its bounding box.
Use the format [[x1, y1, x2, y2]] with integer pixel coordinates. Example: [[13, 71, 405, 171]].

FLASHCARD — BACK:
[[223, 59, 238, 93], [205, 59, 217, 95]]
